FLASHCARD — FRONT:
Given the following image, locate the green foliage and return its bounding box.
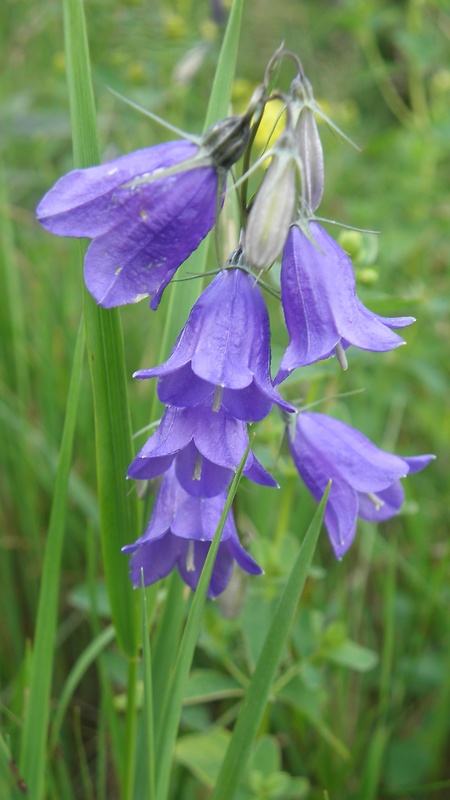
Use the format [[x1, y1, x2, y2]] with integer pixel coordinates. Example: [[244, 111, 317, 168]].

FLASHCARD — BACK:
[[0, 0, 448, 798]]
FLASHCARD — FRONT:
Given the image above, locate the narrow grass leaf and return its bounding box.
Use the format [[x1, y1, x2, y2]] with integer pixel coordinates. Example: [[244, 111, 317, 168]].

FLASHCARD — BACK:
[[49, 625, 115, 752], [140, 573, 156, 800], [62, 0, 139, 656], [19, 322, 85, 800], [210, 484, 330, 800], [155, 445, 251, 800], [0, 733, 28, 799], [151, 572, 186, 732], [204, 0, 244, 129]]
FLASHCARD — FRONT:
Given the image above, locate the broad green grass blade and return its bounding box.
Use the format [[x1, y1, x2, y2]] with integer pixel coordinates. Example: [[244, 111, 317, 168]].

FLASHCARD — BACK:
[[62, 0, 139, 657], [18, 321, 85, 800], [49, 625, 115, 752], [155, 445, 251, 800], [210, 485, 330, 800]]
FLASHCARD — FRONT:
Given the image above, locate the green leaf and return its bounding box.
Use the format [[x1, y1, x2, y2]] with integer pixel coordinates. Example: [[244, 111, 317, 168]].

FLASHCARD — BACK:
[[175, 729, 232, 790], [240, 590, 278, 669], [210, 485, 330, 800], [1, 733, 29, 799], [324, 639, 379, 672], [67, 580, 111, 619], [19, 322, 85, 800], [49, 626, 116, 752], [184, 669, 243, 705], [139, 573, 156, 800], [278, 676, 350, 761], [250, 736, 281, 777]]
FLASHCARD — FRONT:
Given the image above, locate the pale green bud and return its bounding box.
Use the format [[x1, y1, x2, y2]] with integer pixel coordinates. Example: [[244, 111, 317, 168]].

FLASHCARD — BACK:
[[244, 128, 298, 270], [296, 105, 324, 213]]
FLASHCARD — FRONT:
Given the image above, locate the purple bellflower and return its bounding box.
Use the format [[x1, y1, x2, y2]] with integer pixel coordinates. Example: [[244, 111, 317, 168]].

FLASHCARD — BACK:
[[288, 411, 434, 559], [127, 402, 277, 497], [134, 267, 294, 422], [122, 465, 262, 598], [276, 223, 415, 382], [36, 113, 252, 309]]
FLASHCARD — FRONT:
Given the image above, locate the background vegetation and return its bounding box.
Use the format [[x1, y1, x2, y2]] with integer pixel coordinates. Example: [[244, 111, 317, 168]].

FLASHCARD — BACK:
[[1, 0, 449, 798]]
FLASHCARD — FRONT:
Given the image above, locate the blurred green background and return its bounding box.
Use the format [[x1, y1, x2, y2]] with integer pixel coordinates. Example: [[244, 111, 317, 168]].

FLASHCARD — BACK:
[[1, 0, 449, 798]]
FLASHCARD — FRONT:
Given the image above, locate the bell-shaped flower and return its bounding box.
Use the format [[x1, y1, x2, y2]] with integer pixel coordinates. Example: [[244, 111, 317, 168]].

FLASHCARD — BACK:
[[276, 223, 415, 382], [127, 402, 277, 497], [287, 411, 434, 559], [122, 466, 262, 598], [134, 267, 294, 422], [36, 113, 251, 309]]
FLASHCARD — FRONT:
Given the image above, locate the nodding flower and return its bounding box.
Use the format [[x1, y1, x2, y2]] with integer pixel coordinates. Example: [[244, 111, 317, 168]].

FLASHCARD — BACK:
[[36, 106, 257, 310]]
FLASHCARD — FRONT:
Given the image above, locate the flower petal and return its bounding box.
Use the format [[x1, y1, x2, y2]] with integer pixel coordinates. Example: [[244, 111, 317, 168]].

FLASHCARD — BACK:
[[177, 540, 234, 599], [135, 268, 292, 421], [357, 482, 405, 522], [84, 165, 218, 308], [36, 141, 198, 238], [297, 413, 409, 493], [277, 223, 412, 379], [127, 533, 181, 588]]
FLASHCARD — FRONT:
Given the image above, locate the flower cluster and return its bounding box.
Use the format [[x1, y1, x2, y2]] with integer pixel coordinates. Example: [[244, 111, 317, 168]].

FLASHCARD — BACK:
[[38, 49, 433, 596]]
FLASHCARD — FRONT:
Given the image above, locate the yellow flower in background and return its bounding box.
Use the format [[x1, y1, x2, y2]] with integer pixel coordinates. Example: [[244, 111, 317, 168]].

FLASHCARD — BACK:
[[232, 80, 285, 154]]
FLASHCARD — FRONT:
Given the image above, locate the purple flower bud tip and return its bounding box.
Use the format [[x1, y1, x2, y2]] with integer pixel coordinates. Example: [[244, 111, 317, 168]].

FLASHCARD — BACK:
[[288, 411, 434, 559], [134, 268, 294, 422], [276, 223, 415, 381], [122, 466, 262, 598]]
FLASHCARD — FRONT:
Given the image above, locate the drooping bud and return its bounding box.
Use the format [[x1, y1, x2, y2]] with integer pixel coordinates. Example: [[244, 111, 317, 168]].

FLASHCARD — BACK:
[[244, 126, 299, 270], [289, 74, 324, 214], [201, 115, 251, 170], [295, 105, 324, 213], [200, 85, 265, 171]]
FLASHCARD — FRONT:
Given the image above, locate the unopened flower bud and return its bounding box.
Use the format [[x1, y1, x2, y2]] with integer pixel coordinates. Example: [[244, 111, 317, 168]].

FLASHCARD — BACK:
[[296, 105, 324, 213], [244, 128, 298, 270], [201, 114, 251, 170]]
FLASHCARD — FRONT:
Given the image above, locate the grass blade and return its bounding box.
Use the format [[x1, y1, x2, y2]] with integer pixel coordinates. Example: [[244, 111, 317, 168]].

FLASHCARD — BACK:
[[49, 625, 116, 753], [204, 0, 244, 129], [18, 321, 85, 800], [62, 0, 139, 657], [210, 484, 330, 800], [140, 576, 156, 800]]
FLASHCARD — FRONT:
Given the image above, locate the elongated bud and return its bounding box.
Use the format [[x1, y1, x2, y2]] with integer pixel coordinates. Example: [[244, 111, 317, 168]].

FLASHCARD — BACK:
[[201, 86, 264, 171], [296, 105, 324, 213], [201, 115, 251, 169], [244, 127, 298, 270]]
